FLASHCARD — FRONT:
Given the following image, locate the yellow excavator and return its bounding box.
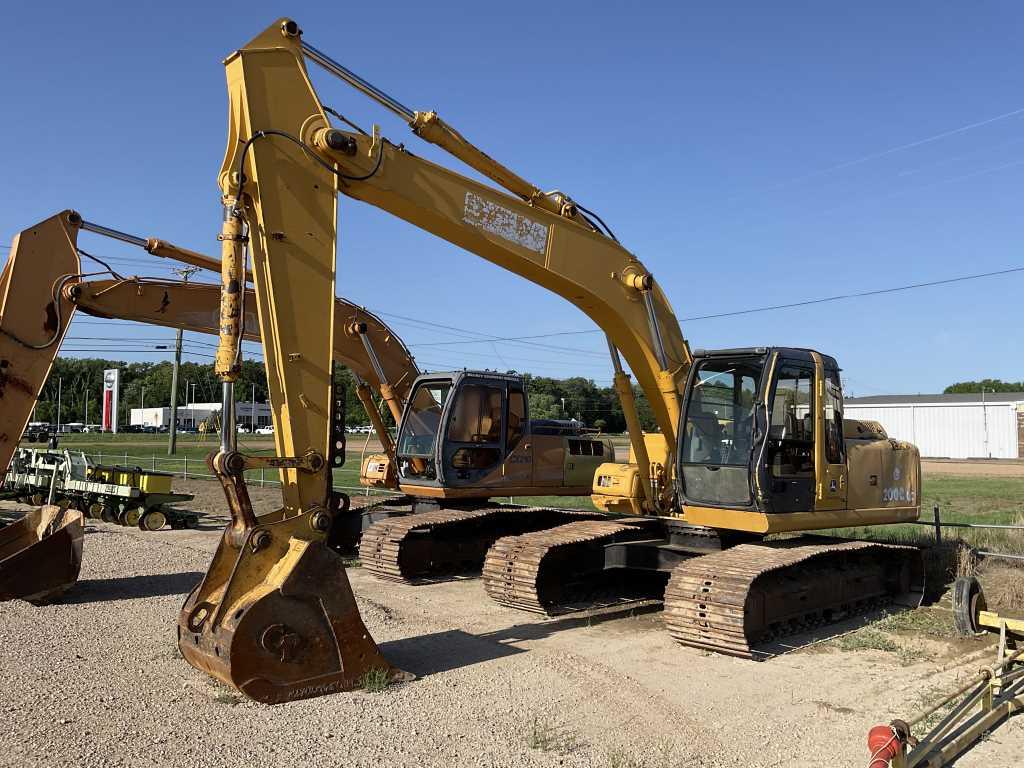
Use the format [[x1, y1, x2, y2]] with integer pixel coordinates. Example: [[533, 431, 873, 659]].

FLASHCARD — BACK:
[[172, 19, 922, 702], [0, 210, 611, 600], [7, 19, 924, 703]]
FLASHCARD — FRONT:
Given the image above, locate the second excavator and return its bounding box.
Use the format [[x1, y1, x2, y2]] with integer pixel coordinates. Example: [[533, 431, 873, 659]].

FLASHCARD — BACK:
[[0, 209, 612, 602]]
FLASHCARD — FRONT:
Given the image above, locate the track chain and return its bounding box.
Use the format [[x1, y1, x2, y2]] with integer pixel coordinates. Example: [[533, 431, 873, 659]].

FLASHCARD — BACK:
[[482, 520, 652, 614], [664, 538, 923, 658], [359, 506, 601, 583]]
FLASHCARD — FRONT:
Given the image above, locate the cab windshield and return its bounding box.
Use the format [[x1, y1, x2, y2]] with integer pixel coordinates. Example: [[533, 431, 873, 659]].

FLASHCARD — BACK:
[[397, 381, 452, 459], [679, 358, 763, 505]]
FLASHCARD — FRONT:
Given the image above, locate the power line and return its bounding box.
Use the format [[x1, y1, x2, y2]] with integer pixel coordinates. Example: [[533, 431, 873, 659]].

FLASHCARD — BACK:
[[400, 262, 1024, 345]]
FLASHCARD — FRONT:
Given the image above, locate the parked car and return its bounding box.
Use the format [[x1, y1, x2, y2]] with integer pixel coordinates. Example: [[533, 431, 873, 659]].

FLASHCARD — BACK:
[[255, 425, 274, 435]]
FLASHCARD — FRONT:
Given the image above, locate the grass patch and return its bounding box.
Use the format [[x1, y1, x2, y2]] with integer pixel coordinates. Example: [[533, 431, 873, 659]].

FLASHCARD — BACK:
[[834, 626, 901, 654], [606, 738, 682, 768], [524, 712, 580, 755], [213, 691, 242, 706], [833, 623, 918, 664], [876, 607, 955, 639], [359, 666, 391, 693], [504, 495, 597, 511]]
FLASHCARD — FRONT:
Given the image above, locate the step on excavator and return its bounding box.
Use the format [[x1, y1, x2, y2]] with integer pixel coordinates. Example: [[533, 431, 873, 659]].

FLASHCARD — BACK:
[[7, 19, 925, 703]]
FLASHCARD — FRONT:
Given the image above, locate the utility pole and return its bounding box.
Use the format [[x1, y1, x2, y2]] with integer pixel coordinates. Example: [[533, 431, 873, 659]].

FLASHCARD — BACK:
[[251, 383, 256, 434], [56, 376, 62, 433], [168, 266, 200, 453]]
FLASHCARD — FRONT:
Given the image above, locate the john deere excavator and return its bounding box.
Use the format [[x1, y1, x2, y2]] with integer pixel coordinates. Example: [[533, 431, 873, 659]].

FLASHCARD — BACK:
[[5, 19, 923, 703], [167, 18, 922, 702]]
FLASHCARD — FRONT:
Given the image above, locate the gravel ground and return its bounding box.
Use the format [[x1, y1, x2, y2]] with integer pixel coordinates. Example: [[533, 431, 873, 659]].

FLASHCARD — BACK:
[[1, 479, 1022, 768]]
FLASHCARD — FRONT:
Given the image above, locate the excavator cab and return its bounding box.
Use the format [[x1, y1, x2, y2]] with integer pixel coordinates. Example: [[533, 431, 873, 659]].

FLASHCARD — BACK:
[[677, 347, 920, 533], [395, 370, 609, 498], [397, 371, 528, 492]]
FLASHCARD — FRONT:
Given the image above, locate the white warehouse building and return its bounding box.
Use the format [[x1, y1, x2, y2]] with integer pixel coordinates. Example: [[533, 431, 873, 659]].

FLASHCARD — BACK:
[[130, 402, 272, 430], [844, 393, 1024, 460]]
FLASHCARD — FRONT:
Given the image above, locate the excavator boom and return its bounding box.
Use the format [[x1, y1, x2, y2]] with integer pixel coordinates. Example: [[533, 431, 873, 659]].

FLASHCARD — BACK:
[[0, 212, 85, 604]]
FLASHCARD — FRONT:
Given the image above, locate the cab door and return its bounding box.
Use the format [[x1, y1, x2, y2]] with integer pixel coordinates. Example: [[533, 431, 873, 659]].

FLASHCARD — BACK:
[[814, 358, 848, 511], [442, 379, 505, 488], [499, 386, 533, 489], [763, 360, 816, 512]]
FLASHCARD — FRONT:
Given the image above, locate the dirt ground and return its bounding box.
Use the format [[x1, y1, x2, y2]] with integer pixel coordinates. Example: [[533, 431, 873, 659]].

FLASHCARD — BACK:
[[922, 459, 1024, 477], [1, 478, 1022, 768]]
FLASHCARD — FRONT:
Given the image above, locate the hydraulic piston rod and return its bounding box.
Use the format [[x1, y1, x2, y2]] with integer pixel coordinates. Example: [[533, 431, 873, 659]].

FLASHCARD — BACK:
[[301, 41, 415, 122], [79, 216, 253, 282]]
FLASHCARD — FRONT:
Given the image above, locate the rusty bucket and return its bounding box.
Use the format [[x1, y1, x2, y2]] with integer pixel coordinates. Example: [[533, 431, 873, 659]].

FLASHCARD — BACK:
[[178, 508, 410, 704], [0, 505, 85, 604]]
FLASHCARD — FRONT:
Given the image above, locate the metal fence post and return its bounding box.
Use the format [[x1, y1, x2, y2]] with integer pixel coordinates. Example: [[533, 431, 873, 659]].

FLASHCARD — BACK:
[[934, 503, 942, 546], [184, 455, 188, 480], [260, 466, 265, 488], [98, 451, 103, 466], [152, 455, 157, 472], [124, 451, 128, 467]]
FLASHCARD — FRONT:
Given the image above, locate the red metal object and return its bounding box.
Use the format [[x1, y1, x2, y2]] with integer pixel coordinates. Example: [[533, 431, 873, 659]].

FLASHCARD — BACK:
[[867, 724, 903, 767]]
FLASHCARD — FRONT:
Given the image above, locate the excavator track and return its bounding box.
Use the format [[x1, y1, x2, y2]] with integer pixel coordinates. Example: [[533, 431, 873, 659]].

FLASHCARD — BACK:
[[359, 506, 603, 583], [663, 537, 924, 659], [483, 519, 660, 614]]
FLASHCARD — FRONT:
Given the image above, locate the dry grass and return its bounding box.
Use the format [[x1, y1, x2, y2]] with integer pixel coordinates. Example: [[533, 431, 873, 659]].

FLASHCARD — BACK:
[[523, 712, 581, 755], [978, 561, 1024, 612]]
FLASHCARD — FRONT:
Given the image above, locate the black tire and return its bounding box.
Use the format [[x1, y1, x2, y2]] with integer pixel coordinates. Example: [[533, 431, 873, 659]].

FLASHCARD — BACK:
[[952, 576, 986, 637]]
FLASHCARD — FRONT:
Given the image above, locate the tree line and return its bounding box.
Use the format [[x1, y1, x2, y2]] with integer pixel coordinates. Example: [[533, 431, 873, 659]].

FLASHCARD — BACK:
[[32, 358, 656, 433], [944, 379, 1024, 394]]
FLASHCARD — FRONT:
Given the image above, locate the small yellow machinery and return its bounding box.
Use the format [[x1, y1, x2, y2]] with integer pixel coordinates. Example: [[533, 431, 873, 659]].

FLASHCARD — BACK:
[[4, 448, 195, 530]]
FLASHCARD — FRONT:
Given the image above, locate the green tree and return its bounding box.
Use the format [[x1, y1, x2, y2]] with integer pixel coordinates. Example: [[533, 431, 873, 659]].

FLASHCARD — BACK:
[[944, 379, 1024, 394]]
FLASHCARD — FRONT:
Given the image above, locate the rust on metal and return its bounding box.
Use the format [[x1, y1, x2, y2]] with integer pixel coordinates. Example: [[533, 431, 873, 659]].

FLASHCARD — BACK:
[[359, 505, 605, 583], [482, 519, 654, 614], [663, 537, 924, 658], [0, 505, 85, 605]]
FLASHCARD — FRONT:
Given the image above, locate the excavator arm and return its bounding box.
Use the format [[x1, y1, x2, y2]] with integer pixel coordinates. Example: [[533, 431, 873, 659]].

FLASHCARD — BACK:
[[67, 277, 418, 455], [215, 18, 692, 513]]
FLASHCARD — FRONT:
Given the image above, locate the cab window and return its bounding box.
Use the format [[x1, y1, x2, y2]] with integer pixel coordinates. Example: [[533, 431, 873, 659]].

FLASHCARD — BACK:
[[768, 366, 814, 477], [448, 384, 504, 444], [507, 390, 526, 451], [824, 372, 844, 464]]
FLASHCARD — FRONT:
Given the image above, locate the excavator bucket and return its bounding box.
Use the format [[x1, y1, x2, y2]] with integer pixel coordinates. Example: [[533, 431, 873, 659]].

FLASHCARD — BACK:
[[0, 505, 85, 604], [0, 211, 83, 603], [179, 504, 409, 704]]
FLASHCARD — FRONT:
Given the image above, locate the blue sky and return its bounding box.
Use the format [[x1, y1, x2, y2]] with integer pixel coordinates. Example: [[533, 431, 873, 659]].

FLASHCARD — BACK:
[[2, 1, 1021, 395]]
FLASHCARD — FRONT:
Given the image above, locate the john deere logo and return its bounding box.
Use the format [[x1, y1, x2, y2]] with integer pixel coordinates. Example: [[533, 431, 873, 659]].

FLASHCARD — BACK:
[[893, 467, 902, 482]]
